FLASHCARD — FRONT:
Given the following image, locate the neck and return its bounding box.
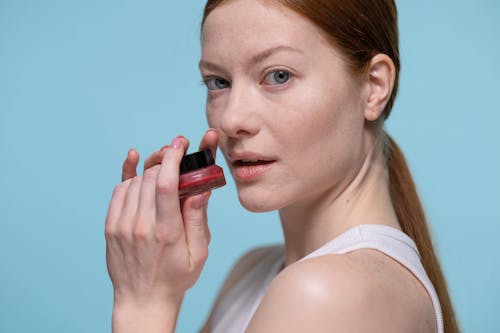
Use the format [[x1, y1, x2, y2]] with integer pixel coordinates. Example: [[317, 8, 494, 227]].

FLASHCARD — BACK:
[[278, 139, 400, 266]]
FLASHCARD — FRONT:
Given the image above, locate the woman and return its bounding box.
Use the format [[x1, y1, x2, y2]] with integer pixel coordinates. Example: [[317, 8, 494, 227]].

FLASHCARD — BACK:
[[105, 0, 459, 332]]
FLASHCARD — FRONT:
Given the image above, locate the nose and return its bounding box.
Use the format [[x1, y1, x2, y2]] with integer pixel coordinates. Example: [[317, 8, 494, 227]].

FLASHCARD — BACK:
[[219, 83, 260, 138]]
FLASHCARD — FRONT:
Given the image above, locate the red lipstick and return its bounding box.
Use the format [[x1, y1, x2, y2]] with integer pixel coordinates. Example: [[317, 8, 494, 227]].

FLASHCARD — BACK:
[[178, 149, 226, 199]]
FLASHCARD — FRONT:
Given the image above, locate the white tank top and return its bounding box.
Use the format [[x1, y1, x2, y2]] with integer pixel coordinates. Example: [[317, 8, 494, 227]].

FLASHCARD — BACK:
[[210, 224, 444, 333]]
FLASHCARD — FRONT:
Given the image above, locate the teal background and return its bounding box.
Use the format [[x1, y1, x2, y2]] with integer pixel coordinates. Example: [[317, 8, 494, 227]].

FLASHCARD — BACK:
[[1, 0, 498, 332]]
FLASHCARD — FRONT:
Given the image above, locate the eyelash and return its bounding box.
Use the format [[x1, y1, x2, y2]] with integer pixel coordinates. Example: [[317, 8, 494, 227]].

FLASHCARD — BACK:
[[201, 69, 294, 91], [262, 69, 293, 86], [202, 76, 231, 91]]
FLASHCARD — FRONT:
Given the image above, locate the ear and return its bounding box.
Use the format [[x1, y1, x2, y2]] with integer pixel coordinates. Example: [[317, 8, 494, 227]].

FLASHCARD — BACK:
[[364, 54, 396, 122]]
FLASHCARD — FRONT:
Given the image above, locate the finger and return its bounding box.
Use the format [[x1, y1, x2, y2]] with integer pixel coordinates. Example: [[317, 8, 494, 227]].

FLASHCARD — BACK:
[[200, 191, 212, 244], [183, 136, 191, 153], [105, 179, 132, 237], [143, 149, 166, 171], [182, 191, 211, 267], [143, 137, 191, 171], [122, 148, 139, 182], [118, 175, 143, 240], [198, 129, 219, 160], [155, 136, 188, 228], [135, 164, 161, 235], [203, 192, 212, 244]]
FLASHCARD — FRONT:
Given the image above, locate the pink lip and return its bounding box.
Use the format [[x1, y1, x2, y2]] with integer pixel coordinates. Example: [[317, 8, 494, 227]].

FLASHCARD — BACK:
[[232, 161, 275, 181], [227, 151, 276, 162], [227, 151, 277, 181]]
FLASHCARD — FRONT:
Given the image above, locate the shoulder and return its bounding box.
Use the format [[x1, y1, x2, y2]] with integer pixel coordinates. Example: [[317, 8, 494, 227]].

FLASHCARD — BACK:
[[199, 245, 283, 333], [218, 244, 283, 293], [246, 249, 436, 333]]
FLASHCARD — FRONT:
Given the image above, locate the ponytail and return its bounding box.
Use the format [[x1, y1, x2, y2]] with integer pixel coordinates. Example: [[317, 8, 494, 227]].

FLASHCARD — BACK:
[[384, 132, 460, 333]]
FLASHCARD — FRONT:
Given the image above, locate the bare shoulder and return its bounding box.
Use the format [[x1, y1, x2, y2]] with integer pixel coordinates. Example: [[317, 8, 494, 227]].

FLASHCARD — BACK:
[[199, 244, 283, 333], [215, 244, 283, 297], [246, 249, 436, 333]]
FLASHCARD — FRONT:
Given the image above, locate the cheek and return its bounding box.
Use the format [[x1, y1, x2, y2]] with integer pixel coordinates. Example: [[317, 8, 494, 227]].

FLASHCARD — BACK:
[[277, 79, 365, 185], [205, 99, 222, 129], [206, 110, 216, 128], [277, 82, 356, 148]]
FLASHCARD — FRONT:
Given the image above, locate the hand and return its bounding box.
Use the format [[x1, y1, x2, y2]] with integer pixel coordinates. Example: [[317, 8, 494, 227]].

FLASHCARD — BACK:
[[121, 129, 218, 182], [105, 130, 218, 332]]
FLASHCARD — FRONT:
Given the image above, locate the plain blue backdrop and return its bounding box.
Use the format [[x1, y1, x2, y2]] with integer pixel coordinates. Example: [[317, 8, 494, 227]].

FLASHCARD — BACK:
[[1, 0, 499, 332]]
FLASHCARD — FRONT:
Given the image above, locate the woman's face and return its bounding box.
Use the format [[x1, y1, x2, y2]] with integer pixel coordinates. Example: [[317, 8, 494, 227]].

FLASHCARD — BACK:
[[200, 0, 369, 212]]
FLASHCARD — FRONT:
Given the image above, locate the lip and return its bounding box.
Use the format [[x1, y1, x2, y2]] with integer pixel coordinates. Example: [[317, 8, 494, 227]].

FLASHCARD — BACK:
[[227, 151, 277, 181]]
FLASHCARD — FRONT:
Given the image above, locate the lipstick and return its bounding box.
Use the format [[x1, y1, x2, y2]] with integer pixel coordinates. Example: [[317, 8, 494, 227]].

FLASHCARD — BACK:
[[178, 149, 226, 199]]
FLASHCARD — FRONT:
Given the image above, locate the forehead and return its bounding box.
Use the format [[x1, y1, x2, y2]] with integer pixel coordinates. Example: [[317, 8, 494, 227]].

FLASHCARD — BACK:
[[201, 0, 332, 61]]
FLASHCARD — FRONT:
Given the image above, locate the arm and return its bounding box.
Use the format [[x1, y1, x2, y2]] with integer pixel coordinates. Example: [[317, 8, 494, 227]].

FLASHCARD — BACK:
[[112, 299, 182, 333]]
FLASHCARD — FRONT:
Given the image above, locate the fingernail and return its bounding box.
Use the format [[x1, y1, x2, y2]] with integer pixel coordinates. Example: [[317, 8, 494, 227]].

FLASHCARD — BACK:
[[171, 136, 183, 149]]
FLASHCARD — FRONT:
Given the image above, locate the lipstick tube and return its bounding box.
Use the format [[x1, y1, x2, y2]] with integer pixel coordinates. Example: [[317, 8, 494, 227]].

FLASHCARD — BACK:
[[178, 149, 226, 199]]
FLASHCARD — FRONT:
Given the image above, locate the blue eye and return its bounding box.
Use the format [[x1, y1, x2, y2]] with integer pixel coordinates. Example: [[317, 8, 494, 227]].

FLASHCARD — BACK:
[[264, 70, 291, 85], [204, 77, 230, 90]]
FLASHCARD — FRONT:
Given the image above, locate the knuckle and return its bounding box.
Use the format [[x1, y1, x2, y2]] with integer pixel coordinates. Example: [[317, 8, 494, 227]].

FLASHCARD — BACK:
[[155, 226, 182, 245], [112, 182, 127, 197], [104, 226, 116, 241], [131, 175, 142, 185], [162, 148, 184, 167], [199, 247, 209, 262], [133, 217, 150, 241], [126, 176, 143, 191], [143, 165, 161, 180], [187, 213, 208, 233], [192, 248, 209, 267], [206, 230, 212, 245], [116, 225, 131, 241], [156, 178, 176, 195], [187, 217, 204, 232], [133, 227, 149, 242]]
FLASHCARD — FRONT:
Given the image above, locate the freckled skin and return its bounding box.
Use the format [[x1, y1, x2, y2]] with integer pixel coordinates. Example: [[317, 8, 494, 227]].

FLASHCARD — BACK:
[[201, 0, 367, 213], [198, 1, 436, 332]]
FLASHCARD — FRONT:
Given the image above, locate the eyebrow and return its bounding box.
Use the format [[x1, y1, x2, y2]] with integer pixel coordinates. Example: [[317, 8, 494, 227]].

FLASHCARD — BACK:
[[199, 45, 304, 72]]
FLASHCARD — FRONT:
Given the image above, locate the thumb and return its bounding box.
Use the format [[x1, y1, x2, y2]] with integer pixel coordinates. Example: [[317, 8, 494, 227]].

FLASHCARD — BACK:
[[182, 191, 211, 268], [198, 128, 219, 160]]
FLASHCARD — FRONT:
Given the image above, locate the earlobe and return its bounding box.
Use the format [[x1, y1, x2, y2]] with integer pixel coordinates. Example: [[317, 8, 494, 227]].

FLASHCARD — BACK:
[[364, 54, 395, 122]]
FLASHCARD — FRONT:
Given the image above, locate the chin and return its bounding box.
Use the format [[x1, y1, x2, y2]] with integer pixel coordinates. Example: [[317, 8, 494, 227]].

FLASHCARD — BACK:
[[237, 188, 281, 213]]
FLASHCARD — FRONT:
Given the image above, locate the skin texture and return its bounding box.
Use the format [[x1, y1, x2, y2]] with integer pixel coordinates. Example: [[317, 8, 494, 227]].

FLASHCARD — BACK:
[[106, 132, 218, 333], [200, 0, 435, 332], [200, 0, 400, 263], [106, 0, 436, 332]]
